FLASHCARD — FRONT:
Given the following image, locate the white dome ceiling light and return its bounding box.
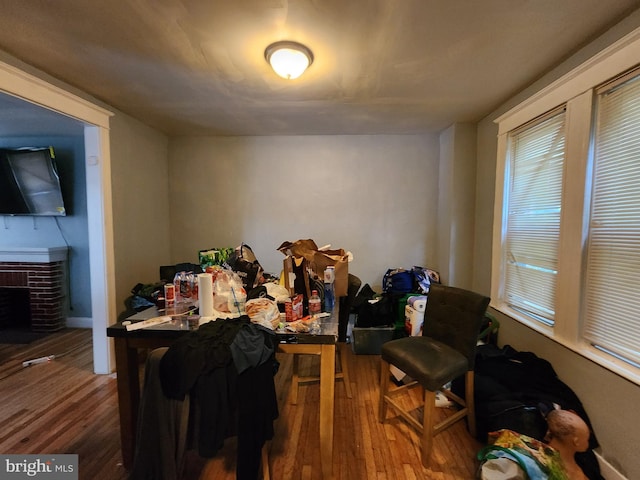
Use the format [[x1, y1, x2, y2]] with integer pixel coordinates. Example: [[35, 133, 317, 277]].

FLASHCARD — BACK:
[[264, 41, 314, 80]]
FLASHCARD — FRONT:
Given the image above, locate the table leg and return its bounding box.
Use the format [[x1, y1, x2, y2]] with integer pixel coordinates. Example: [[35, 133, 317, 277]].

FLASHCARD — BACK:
[[319, 344, 335, 479], [113, 338, 141, 469]]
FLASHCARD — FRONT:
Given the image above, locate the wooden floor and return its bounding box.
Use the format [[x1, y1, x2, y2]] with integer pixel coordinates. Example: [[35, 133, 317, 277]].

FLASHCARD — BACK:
[[0, 329, 482, 479]]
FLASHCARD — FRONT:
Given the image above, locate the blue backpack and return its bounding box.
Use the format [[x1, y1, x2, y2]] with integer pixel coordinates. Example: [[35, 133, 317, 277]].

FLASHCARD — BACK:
[[382, 268, 415, 294]]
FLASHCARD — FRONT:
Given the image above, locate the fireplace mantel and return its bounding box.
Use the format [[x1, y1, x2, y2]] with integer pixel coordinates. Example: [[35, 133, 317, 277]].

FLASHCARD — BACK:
[[0, 246, 68, 263], [0, 247, 69, 331]]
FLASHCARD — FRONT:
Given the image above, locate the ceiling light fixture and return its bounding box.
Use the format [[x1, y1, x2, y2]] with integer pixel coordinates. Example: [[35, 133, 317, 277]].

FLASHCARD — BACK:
[[264, 41, 314, 80]]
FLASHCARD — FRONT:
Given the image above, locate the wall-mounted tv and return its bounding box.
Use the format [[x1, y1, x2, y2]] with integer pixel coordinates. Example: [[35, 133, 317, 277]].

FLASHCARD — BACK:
[[0, 147, 67, 216]]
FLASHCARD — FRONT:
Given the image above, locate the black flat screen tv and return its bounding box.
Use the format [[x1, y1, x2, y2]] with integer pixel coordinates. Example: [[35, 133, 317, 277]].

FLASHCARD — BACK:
[[0, 147, 67, 216]]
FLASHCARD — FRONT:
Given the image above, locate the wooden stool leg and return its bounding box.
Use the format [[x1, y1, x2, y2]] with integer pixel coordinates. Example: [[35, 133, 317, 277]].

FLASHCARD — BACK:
[[379, 358, 390, 421], [261, 442, 270, 480], [292, 348, 352, 401], [339, 343, 353, 398], [421, 389, 436, 467], [465, 370, 476, 437]]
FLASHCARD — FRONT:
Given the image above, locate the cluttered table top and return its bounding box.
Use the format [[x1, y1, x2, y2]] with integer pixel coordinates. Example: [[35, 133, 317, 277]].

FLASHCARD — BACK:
[[107, 303, 339, 345]]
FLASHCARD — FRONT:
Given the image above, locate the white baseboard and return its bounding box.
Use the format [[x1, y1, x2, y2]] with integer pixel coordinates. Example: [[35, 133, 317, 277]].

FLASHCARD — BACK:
[[66, 317, 92, 329], [596, 451, 627, 480]]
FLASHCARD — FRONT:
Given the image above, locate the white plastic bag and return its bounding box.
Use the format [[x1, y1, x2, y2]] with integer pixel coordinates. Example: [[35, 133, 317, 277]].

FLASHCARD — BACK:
[[211, 269, 245, 313], [245, 298, 280, 330]]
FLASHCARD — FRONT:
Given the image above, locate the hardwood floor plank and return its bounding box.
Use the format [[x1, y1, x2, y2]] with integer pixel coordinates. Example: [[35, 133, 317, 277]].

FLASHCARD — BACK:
[[0, 329, 483, 480]]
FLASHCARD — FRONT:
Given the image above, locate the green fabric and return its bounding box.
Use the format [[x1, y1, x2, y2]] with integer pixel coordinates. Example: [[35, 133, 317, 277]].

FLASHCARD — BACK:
[[478, 430, 569, 480]]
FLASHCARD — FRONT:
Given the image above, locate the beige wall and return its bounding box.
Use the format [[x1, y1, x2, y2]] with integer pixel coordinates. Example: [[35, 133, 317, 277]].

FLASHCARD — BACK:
[[438, 123, 477, 289], [110, 113, 171, 312], [168, 134, 440, 291], [474, 11, 640, 479]]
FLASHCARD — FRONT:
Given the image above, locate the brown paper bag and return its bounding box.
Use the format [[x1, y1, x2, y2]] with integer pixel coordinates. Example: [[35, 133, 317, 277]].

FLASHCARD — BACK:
[[277, 239, 349, 297]]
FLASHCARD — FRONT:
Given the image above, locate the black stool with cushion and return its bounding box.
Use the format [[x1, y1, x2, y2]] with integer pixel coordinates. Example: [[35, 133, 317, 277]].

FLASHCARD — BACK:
[[378, 284, 490, 467]]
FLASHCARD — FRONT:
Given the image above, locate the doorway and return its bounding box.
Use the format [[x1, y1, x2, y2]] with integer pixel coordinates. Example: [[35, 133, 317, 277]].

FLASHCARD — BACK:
[[0, 59, 115, 373]]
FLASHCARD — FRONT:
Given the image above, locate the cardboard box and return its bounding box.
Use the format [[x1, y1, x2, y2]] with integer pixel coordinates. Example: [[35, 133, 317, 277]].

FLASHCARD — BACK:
[[351, 326, 394, 355]]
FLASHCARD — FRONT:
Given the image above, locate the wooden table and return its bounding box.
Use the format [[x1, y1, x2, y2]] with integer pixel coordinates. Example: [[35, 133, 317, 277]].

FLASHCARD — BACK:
[[107, 309, 338, 479]]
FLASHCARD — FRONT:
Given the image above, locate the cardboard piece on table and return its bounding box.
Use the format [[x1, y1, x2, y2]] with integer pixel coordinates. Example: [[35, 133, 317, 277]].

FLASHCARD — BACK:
[[282, 255, 294, 297]]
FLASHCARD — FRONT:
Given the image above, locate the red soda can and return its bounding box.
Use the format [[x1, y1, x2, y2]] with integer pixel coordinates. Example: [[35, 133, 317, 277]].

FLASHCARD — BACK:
[[284, 300, 294, 322], [164, 283, 175, 306]]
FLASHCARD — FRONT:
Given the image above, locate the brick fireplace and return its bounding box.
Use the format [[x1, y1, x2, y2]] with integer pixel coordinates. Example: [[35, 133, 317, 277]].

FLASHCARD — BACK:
[[0, 247, 68, 332]]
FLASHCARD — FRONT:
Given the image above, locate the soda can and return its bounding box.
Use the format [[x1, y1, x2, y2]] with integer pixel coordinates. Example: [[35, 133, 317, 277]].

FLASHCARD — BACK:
[[284, 299, 294, 322], [164, 283, 175, 306]]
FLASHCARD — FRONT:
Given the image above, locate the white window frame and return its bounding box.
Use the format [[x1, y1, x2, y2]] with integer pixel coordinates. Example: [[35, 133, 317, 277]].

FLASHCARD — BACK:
[[492, 26, 640, 385]]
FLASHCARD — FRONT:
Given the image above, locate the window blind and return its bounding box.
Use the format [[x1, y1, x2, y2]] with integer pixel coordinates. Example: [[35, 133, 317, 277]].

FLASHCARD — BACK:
[[584, 71, 640, 367], [504, 111, 566, 324]]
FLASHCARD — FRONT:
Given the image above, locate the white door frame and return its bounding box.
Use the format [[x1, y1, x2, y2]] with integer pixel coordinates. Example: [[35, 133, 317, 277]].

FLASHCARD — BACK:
[[0, 59, 115, 373]]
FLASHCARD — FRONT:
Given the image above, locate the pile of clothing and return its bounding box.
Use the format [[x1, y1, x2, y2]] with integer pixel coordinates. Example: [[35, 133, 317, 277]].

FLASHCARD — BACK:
[[457, 344, 604, 480], [130, 316, 279, 480]]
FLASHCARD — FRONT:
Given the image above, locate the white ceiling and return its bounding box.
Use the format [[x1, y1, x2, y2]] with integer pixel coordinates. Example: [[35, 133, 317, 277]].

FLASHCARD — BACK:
[[0, 0, 639, 137]]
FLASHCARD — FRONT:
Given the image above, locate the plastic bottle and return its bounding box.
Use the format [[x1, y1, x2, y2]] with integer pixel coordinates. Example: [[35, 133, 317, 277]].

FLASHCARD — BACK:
[[308, 289, 322, 315], [228, 286, 247, 315], [173, 272, 182, 304], [180, 271, 191, 301], [189, 272, 198, 301], [323, 266, 335, 312]]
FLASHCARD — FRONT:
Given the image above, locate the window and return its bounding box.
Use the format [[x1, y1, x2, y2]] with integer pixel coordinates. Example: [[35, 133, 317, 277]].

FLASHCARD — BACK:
[[583, 71, 640, 368], [493, 27, 640, 384], [503, 110, 565, 326]]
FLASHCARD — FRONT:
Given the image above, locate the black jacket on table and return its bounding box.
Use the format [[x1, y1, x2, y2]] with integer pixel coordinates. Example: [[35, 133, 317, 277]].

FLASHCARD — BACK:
[[132, 316, 279, 480]]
